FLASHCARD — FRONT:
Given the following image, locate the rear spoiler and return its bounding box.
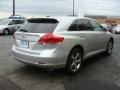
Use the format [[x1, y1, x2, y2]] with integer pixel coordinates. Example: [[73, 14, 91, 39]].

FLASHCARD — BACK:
[[27, 18, 59, 23]]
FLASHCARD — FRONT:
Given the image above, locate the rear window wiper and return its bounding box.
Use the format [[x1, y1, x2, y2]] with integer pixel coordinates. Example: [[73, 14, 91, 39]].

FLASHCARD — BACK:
[[19, 29, 28, 32]]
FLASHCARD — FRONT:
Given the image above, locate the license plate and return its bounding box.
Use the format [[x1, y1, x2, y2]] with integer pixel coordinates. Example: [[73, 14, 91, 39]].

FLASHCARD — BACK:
[[20, 40, 29, 48]]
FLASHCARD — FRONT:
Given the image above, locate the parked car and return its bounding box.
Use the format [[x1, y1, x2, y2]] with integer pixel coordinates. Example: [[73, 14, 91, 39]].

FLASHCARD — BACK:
[[101, 24, 108, 30], [101, 24, 113, 32], [8, 15, 26, 20], [0, 19, 25, 35], [12, 17, 114, 74], [112, 25, 120, 34]]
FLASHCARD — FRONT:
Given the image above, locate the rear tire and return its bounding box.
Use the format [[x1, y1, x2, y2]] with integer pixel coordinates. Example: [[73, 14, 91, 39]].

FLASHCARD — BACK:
[[105, 40, 113, 56], [66, 48, 83, 74], [4, 29, 9, 35]]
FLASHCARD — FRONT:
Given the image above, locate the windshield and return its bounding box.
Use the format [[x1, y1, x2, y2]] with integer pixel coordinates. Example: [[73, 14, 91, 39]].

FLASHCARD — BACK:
[[19, 18, 59, 33], [0, 19, 10, 25]]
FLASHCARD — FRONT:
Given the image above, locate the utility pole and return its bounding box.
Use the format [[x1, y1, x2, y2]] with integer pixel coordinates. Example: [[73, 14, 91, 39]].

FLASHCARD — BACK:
[[73, 0, 75, 16], [13, 0, 15, 16]]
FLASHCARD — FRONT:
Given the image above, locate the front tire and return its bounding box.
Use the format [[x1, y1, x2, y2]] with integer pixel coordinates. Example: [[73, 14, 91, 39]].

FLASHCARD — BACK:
[[66, 48, 83, 74], [4, 29, 9, 35], [105, 40, 113, 56]]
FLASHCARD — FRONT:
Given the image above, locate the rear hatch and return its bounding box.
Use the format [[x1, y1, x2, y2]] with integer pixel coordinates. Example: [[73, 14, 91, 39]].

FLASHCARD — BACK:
[[14, 18, 59, 54]]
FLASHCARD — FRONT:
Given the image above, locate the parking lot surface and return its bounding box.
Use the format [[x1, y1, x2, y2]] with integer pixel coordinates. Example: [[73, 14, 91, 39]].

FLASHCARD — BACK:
[[0, 35, 120, 90]]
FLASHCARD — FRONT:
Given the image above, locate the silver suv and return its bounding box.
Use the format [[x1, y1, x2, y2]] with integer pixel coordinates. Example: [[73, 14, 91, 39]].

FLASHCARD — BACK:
[[12, 17, 114, 74]]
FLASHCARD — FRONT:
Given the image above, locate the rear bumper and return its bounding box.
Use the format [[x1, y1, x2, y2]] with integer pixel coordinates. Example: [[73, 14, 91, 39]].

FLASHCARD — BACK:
[[14, 57, 65, 69], [12, 46, 67, 69]]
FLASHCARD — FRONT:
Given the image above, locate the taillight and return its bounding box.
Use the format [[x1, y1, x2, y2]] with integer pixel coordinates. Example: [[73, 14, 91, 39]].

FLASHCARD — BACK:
[[38, 33, 64, 44]]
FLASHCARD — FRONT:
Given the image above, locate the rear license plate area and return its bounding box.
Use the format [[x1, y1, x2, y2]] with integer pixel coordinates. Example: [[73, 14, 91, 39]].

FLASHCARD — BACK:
[[20, 40, 29, 48]]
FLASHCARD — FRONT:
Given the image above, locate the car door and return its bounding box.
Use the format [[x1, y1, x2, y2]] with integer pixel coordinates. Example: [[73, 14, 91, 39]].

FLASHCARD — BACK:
[[8, 20, 17, 33], [15, 20, 25, 29], [89, 20, 108, 52], [77, 19, 101, 57], [68, 19, 97, 57]]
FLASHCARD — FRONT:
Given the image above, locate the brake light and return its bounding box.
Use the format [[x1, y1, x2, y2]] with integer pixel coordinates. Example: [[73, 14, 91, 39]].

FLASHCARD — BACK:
[[38, 33, 64, 44]]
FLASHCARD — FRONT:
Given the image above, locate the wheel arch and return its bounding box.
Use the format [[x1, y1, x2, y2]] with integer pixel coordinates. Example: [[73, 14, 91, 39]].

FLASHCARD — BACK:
[[66, 44, 84, 74], [4, 28, 9, 32], [69, 44, 84, 58]]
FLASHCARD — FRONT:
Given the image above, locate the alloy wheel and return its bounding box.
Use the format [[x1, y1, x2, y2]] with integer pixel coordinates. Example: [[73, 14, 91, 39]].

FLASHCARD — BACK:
[[70, 52, 82, 72], [4, 30, 9, 35], [107, 41, 113, 54]]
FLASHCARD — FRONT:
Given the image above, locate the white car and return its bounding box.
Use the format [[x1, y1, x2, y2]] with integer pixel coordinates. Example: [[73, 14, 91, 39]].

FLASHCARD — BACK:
[[113, 25, 120, 34]]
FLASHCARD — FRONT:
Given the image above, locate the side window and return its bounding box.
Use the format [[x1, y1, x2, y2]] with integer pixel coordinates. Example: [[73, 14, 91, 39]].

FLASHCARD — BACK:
[[15, 20, 24, 24], [90, 20, 104, 31], [78, 19, 92, 31], [68, 20, 78, 31], [9, 20, 16, 25]]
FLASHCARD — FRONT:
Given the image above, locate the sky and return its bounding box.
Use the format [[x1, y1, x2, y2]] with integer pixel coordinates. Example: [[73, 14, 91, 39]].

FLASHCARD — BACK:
[[0, 0, 120, 17]]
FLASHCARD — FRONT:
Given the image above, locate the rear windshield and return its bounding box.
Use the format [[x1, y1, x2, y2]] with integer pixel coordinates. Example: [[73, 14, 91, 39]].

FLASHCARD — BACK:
[[19, 18, 59, 33]]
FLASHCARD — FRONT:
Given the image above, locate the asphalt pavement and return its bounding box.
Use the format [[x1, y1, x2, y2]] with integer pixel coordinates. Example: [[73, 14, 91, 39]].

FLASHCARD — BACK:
[[0, 35, 120, 90], [65, 35, 120, 90], [0, 75, 21, 90]]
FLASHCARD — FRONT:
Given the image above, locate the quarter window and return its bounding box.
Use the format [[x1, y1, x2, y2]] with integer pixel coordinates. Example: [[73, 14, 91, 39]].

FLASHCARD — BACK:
[[15, 20, 25, 24], [9, 20, 16, 25], [68, 20, 78, 31], [78, 19, 92, 31]]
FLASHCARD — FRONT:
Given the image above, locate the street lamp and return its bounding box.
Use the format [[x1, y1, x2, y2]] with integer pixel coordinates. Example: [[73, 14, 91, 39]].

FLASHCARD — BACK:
[[13, 0, 15, 16]]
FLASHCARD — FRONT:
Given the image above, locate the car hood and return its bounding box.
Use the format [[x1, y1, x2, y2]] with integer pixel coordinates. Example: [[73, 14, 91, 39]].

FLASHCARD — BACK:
[[0, 25, 7, 29]]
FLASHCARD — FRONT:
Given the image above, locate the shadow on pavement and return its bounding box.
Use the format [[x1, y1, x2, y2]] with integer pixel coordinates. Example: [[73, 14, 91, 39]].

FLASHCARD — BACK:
[[0, 75, 21, 90], [64, 53, 120, 90]]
